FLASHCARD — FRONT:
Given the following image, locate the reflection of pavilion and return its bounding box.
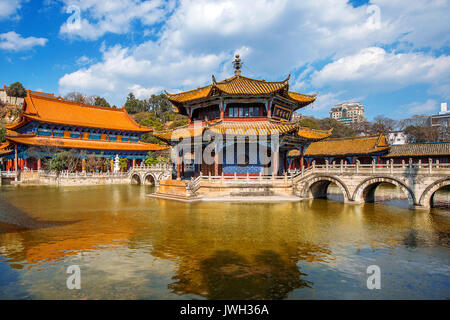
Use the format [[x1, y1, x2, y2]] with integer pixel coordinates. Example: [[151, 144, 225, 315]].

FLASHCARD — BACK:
[[154, 55, 331, 179]]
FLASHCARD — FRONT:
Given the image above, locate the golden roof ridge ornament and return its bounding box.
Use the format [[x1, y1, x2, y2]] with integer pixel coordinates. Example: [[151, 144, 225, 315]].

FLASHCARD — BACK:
[[232, 54, 242, 76]]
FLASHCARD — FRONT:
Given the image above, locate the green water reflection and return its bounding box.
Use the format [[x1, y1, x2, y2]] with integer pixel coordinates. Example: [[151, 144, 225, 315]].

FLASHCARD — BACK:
[[0, 184, 449, 299]]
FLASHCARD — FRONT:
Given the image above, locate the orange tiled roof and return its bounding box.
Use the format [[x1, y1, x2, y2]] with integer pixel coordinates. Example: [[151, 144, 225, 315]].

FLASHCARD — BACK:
[[0, 141, 12, 155], [384, 142, 450, 157], [214, 75, 288, 95], [154, 120, 331, 141], [153, 125, 205, 142], [5, 134, 167, 151], [165, 74, 315, 109], [165, 86, 213, 103], [297, 127, 332, 140], [304, 134, 389, 156], [10, 91, 152, 132], [4, 118, 29, 130], [287, 91, 316, 104]]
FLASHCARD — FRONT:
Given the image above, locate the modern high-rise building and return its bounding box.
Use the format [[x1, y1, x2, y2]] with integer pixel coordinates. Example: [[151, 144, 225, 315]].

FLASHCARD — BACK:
[[329, 102, 364, 125]]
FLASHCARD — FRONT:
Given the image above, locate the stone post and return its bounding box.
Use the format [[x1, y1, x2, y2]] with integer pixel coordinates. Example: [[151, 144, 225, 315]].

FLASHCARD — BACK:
[[356, 159, 359, 174], [372, 160, 375, 174], [214, 142, 219, 176], [273, 142, 279, 176], [429, 158, 432, 174]]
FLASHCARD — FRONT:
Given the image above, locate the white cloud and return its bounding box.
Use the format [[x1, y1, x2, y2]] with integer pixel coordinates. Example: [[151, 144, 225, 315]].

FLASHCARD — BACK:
[[57, 0, 450, 106], [404, 99, 439, 115], [0, 31, 48, 51], [58, 44, 227, 102], [0, 0, 22, 20], [76, 55, 95, 66], [59, 0, 174, 40], [311, 47, 450, 95], [128, 84, 162, 100]]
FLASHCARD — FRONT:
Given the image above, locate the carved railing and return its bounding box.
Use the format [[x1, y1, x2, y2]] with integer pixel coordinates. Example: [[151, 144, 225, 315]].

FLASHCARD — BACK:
[[130, 163, 172, 172], [188, 160, 450, 188]]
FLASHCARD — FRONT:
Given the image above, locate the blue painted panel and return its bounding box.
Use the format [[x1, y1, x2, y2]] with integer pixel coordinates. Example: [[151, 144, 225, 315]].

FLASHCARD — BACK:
[[38, 129, 52, 136], [70, 132, 81, 139], [53, 130, 64, 137]]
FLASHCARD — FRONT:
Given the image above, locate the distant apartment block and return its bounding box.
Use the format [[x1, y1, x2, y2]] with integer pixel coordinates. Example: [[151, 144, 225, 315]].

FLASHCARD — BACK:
[[429, 102, 449, 141], [329, 102, 364, 126]]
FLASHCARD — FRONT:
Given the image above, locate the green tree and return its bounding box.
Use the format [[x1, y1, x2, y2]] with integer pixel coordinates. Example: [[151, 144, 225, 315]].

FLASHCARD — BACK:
[[0, 126, 5, 142], [147, 93, 172, 123], [317, 118, 355, 138], [124, 93, 146, 114], [64, 91, 83, 103], [49, 151, 78, 173], [404, 125, 441, 143], [119, 158, 129, 171], [145, 151, 158, 165], [298, 117, 320, 129], [93, 96, 111, 108], [156, 155, 170, 164], [6, 82, 27, 104]]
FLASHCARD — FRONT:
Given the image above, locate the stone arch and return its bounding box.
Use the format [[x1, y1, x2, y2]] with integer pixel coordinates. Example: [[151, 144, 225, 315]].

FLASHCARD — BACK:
[[353, 176, 415, 206], [419, 178, 450, 208], [144, 173, 156, 185], [302, 175, 350, 202], [131, 173, 142, 185]]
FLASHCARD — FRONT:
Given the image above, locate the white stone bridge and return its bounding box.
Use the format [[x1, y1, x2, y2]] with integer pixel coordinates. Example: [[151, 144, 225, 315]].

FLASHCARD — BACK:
[[293, 161, 450, 209], [128, 163, 172, 186], [186, 160, 450, 209]]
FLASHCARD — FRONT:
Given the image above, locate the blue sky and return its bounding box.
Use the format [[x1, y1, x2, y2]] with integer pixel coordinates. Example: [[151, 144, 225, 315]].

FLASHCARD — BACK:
[[0, 0, 449, 121]]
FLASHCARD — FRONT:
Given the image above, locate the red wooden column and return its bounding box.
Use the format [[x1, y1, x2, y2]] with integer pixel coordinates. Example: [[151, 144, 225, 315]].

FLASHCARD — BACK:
[[220, 100, 224, 120], [37, 158, 41, 170], [14, 144, 18, 180], [176, 146, 181, 180], [300, 145, 304, 171]]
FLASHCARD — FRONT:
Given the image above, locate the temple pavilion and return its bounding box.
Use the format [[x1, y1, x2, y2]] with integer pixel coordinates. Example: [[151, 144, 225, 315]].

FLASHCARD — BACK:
[[0, 90, 165, 171], [154, 55, 332, 179]]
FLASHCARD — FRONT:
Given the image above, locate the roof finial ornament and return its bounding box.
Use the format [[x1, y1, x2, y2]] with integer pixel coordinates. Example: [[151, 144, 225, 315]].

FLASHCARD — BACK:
[[232, 54, 242, 76]]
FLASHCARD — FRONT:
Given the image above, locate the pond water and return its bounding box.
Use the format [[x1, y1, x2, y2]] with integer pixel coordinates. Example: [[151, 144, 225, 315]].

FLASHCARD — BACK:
[[0, 184, 449, 299]]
